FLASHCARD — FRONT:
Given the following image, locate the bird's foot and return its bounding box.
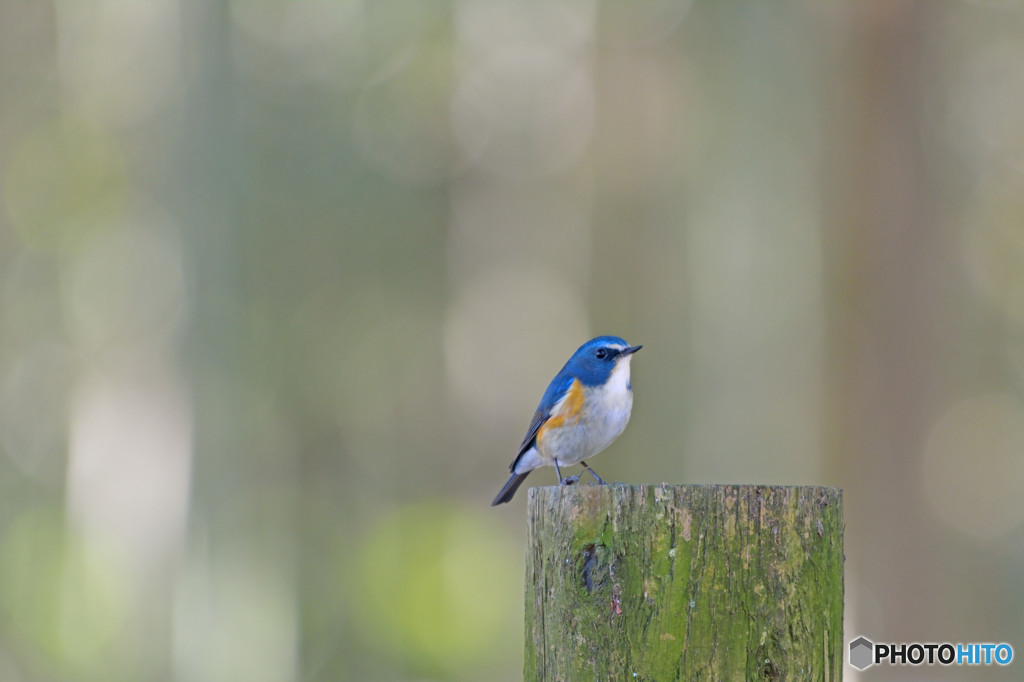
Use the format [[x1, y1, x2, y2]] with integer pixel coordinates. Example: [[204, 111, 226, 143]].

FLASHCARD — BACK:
[[579, 460, 606, 485], [560, 475, 580, 486]]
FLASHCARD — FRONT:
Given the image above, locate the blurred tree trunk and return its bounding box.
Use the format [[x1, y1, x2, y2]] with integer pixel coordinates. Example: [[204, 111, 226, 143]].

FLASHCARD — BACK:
[[821, 0, 940, 631]]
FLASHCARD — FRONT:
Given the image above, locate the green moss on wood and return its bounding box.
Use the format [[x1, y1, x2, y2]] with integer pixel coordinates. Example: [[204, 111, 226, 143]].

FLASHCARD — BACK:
[[524, 485, 843, 681]]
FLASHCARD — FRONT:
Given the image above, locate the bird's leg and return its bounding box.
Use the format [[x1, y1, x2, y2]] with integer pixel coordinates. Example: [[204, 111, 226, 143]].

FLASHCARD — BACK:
[[554, 461, 578, 486], [579, 461, 606, 485]]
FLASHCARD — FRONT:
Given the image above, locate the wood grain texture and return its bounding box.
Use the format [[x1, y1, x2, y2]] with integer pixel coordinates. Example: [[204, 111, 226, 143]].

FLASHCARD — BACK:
[[524, 484, 843, 681]]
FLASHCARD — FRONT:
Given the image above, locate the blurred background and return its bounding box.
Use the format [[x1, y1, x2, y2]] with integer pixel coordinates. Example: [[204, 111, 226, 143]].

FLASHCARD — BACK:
[[0, 1, 1023, 680]]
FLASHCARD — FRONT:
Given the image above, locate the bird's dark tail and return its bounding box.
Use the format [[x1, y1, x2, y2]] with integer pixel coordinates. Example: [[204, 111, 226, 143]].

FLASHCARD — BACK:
[[491, 471, 531, 506]]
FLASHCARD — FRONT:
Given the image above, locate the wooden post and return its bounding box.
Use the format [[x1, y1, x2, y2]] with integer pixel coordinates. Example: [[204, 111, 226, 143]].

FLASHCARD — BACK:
[[524, 484, 843, 681]]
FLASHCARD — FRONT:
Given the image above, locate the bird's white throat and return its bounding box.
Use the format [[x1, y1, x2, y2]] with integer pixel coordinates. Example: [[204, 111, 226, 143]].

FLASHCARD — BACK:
[[605, 355, 634, 396]]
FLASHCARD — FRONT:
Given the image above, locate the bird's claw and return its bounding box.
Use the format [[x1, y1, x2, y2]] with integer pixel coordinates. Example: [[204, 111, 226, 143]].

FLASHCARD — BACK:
[[560, 475, 580, 486]]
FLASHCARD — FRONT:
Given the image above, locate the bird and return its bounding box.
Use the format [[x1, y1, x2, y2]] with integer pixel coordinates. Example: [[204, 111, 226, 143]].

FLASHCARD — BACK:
[[491, 336, 642, 506]]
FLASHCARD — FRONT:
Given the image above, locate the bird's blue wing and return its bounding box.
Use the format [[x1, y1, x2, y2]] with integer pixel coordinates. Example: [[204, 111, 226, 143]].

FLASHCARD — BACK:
[[508, 372, 574, 472]]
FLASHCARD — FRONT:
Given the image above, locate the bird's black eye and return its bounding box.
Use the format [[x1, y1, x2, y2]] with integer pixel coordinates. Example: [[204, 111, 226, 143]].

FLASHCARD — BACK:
[[595, 348, 608, 360]]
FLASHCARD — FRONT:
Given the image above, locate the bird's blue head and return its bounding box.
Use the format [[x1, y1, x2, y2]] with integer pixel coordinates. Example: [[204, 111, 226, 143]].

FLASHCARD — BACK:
[[562, 336, 643, 387]]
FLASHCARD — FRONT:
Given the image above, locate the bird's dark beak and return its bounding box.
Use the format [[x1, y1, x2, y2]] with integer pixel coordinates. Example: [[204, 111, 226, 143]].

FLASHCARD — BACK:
[[620, 345, 643, 356]]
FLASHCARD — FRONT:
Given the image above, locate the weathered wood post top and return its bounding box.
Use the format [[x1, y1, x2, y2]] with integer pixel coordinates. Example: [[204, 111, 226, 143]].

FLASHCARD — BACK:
[[524, 483, 843, 681]]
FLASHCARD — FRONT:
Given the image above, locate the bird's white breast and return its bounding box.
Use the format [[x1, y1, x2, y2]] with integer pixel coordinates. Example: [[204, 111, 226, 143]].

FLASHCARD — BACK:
[[584, 356, 634, 451], [540, 356, 633, 466]]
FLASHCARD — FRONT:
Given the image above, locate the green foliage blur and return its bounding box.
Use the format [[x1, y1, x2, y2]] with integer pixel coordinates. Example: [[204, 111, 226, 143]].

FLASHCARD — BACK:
[[1, 1, 1023, 680]]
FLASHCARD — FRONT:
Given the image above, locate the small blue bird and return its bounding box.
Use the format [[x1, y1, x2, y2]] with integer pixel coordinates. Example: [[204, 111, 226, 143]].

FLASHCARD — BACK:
[[491, 336, 642, 506]]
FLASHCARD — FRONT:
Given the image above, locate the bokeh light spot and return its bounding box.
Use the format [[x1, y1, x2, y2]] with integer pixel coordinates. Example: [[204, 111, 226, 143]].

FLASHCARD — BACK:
[[353, 502, 520, 676], [3, 117, 126, 251], [0, 508, 127, 674]]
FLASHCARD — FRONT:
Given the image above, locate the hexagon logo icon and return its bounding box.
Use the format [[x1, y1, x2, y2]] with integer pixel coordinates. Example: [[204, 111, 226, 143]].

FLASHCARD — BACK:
[[849, 636, 874, 670]]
